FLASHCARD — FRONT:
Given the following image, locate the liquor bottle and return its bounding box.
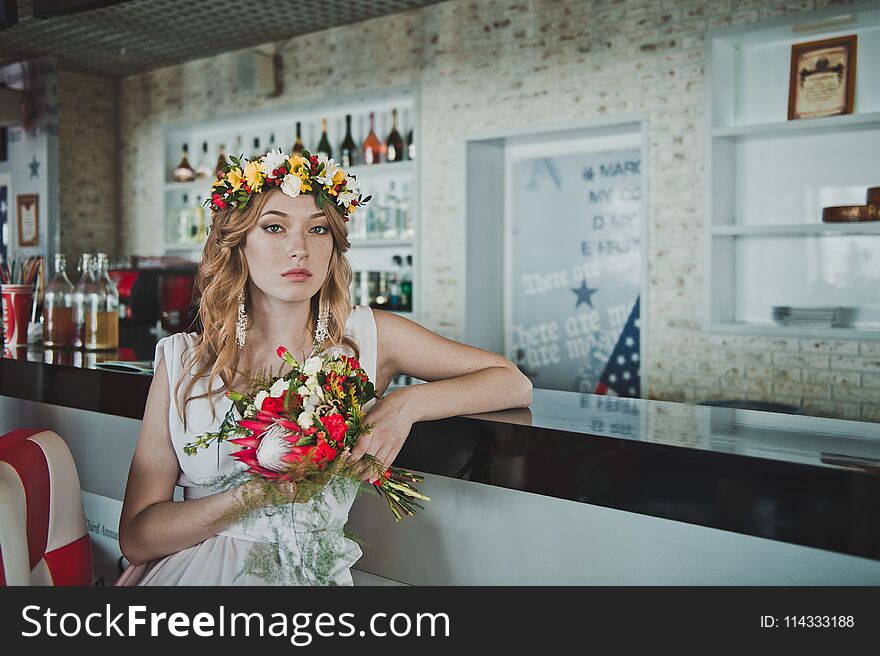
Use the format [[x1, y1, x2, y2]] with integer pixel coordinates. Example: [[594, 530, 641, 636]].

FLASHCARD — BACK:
[[231, 136, 243, 162], [365, 201, 379, 239], [340, 114, 358, 167], [350, 202, 368, 240], [400, 180, 413, 239], [42, 253, 75, 348], [385, 109, 405, 162], [195, 141, 213, 180], [383, 180, 400, 239], [292, 122, 305, 156], [267, 132, 278, 152], [179, 194, 192, 243], [214, 144, 227, 177], [72, 253, 95, 350], [406, 127, 415, 161], [172, 143, 196, 182], [251, 136, 261, 160], [388, 255, 402, 311], [401, 255, 413, 312], [85, 253, 119, 351], [192, 195, 206, 242], [316, 117, 332, 159], [362, 112, 382, 165], [370, 272, 389, 309]]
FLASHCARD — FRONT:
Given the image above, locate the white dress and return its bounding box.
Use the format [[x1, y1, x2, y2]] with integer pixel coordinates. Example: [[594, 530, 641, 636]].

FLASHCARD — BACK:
[[115, 305, 378, 586]]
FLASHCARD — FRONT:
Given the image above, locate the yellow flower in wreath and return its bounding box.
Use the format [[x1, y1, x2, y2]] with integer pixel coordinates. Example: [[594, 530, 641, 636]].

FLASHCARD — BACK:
[[243, 160, 264, 192], [225, 168, 243, 192]]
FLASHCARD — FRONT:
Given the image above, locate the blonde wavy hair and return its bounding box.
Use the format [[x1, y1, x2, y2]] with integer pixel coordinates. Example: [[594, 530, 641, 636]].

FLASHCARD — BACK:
[[173, 187, 361, 432]]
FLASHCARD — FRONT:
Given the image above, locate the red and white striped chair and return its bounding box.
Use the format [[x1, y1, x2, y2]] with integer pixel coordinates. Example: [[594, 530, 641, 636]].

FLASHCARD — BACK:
[[0, 429, 93, 586]]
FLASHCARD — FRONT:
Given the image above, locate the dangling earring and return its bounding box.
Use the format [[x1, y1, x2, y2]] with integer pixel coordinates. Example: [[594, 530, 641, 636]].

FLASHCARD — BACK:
[[315, 296, 331, 345], [236, 287, 247, 349]]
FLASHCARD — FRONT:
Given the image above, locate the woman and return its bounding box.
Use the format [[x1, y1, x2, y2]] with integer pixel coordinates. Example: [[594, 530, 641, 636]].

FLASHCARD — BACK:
[[116, 148, 532, 585]]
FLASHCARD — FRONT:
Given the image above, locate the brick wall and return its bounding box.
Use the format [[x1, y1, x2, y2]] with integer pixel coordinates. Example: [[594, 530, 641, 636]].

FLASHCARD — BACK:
[[57, 70, 119, 269], [116, 0, 878, 421]]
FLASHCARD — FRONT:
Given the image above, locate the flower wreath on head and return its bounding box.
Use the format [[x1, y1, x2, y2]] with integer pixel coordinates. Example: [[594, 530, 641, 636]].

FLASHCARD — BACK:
[[206, 147, 372, 221]]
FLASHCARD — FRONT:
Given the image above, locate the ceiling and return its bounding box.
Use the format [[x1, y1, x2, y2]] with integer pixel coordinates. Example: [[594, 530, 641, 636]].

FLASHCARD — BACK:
[[0, 0, 446, 78]]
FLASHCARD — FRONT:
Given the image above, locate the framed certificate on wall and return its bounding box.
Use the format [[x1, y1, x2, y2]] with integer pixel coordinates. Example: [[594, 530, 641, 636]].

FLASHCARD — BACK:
[[16, 193, 38, 247], [788, 35, 857, 120]]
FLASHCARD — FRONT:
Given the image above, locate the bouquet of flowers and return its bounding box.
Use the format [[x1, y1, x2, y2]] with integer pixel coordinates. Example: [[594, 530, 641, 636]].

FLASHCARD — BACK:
[[183, 345, 429, 584]]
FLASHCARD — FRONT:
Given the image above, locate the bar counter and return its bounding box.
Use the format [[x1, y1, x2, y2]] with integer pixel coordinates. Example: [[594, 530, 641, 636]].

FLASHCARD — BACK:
[[2, 340, 880, 584]]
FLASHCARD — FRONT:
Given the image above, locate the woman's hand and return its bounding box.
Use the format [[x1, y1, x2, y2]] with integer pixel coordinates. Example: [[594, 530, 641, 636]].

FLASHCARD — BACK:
[[347, 391, 415, 483], [234, 452, 351, 509]]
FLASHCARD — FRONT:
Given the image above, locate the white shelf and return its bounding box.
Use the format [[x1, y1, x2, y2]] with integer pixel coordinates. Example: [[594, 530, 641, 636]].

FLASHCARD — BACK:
[[712, 111, 880, 138], [707, 322, 880, 341], [347, 161, 415, 177], [706, 4, 880, 339], [348, 238, 414, 248], [164, 181, 212, 193], [712, 223, 880, 236]]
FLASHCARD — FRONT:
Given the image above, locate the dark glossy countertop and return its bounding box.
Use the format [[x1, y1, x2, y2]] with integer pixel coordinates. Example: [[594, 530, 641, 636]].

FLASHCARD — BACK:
[[3, 340, 880, 562]]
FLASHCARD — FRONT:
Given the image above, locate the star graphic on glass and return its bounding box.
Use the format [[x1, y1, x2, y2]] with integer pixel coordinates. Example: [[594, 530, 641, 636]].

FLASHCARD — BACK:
[[571, 279, 598, 308]]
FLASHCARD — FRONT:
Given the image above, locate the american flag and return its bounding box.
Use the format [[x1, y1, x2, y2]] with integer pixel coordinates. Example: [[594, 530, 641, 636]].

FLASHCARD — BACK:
[[594, 296, 641, 397]]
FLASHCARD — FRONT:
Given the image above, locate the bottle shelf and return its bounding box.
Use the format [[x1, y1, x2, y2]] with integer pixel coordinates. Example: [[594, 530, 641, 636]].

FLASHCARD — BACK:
[[706, 322, 880, 341], [349, 239, 414, 248], [162, 86, 420, 318], [164, 181, 213, 192], [711, 223, 880, 237], [712, 111, 880, 139], [347, 160, 415, 177]]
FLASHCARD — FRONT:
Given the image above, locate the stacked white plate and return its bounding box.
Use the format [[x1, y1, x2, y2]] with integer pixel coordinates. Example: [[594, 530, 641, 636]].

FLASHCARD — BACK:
[[771, 306, 843, 327]]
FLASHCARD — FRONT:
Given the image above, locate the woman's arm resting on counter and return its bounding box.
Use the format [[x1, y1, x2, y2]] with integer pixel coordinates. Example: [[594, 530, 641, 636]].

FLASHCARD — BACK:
[[117, 355, 249, 566], [375, 308, 533, 420], [348, 309, 533, 478]]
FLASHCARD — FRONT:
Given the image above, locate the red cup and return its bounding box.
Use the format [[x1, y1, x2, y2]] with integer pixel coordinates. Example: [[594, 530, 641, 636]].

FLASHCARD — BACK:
[[2, 284, 35, 346]]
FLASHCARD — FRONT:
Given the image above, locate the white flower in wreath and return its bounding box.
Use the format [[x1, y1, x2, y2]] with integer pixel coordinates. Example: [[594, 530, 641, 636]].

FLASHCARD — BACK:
[[280, 173, 302, 198], [315, 157, 341, 186], [260, 148, 288, 178], [337, 189, 358, 208], [254, 390, 269, 411], [269, 377, 289, 398], [255, 424, 293, 472]]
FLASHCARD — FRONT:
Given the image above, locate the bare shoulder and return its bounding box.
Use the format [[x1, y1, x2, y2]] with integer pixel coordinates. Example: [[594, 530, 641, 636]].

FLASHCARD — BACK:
[[371, 308, 520, 383]]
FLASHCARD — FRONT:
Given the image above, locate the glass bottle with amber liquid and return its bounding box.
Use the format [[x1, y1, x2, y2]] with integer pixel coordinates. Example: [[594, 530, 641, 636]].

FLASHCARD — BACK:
[[292, 122, 305, 156], [214, 143, 227, 177], [340, 114, 359, 167], [84, 253, 119, 351], [72, 253, 95, 350], [385, 108, 405, 162], [362, 112, 383, 165], [42, 253, 75, 348]]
